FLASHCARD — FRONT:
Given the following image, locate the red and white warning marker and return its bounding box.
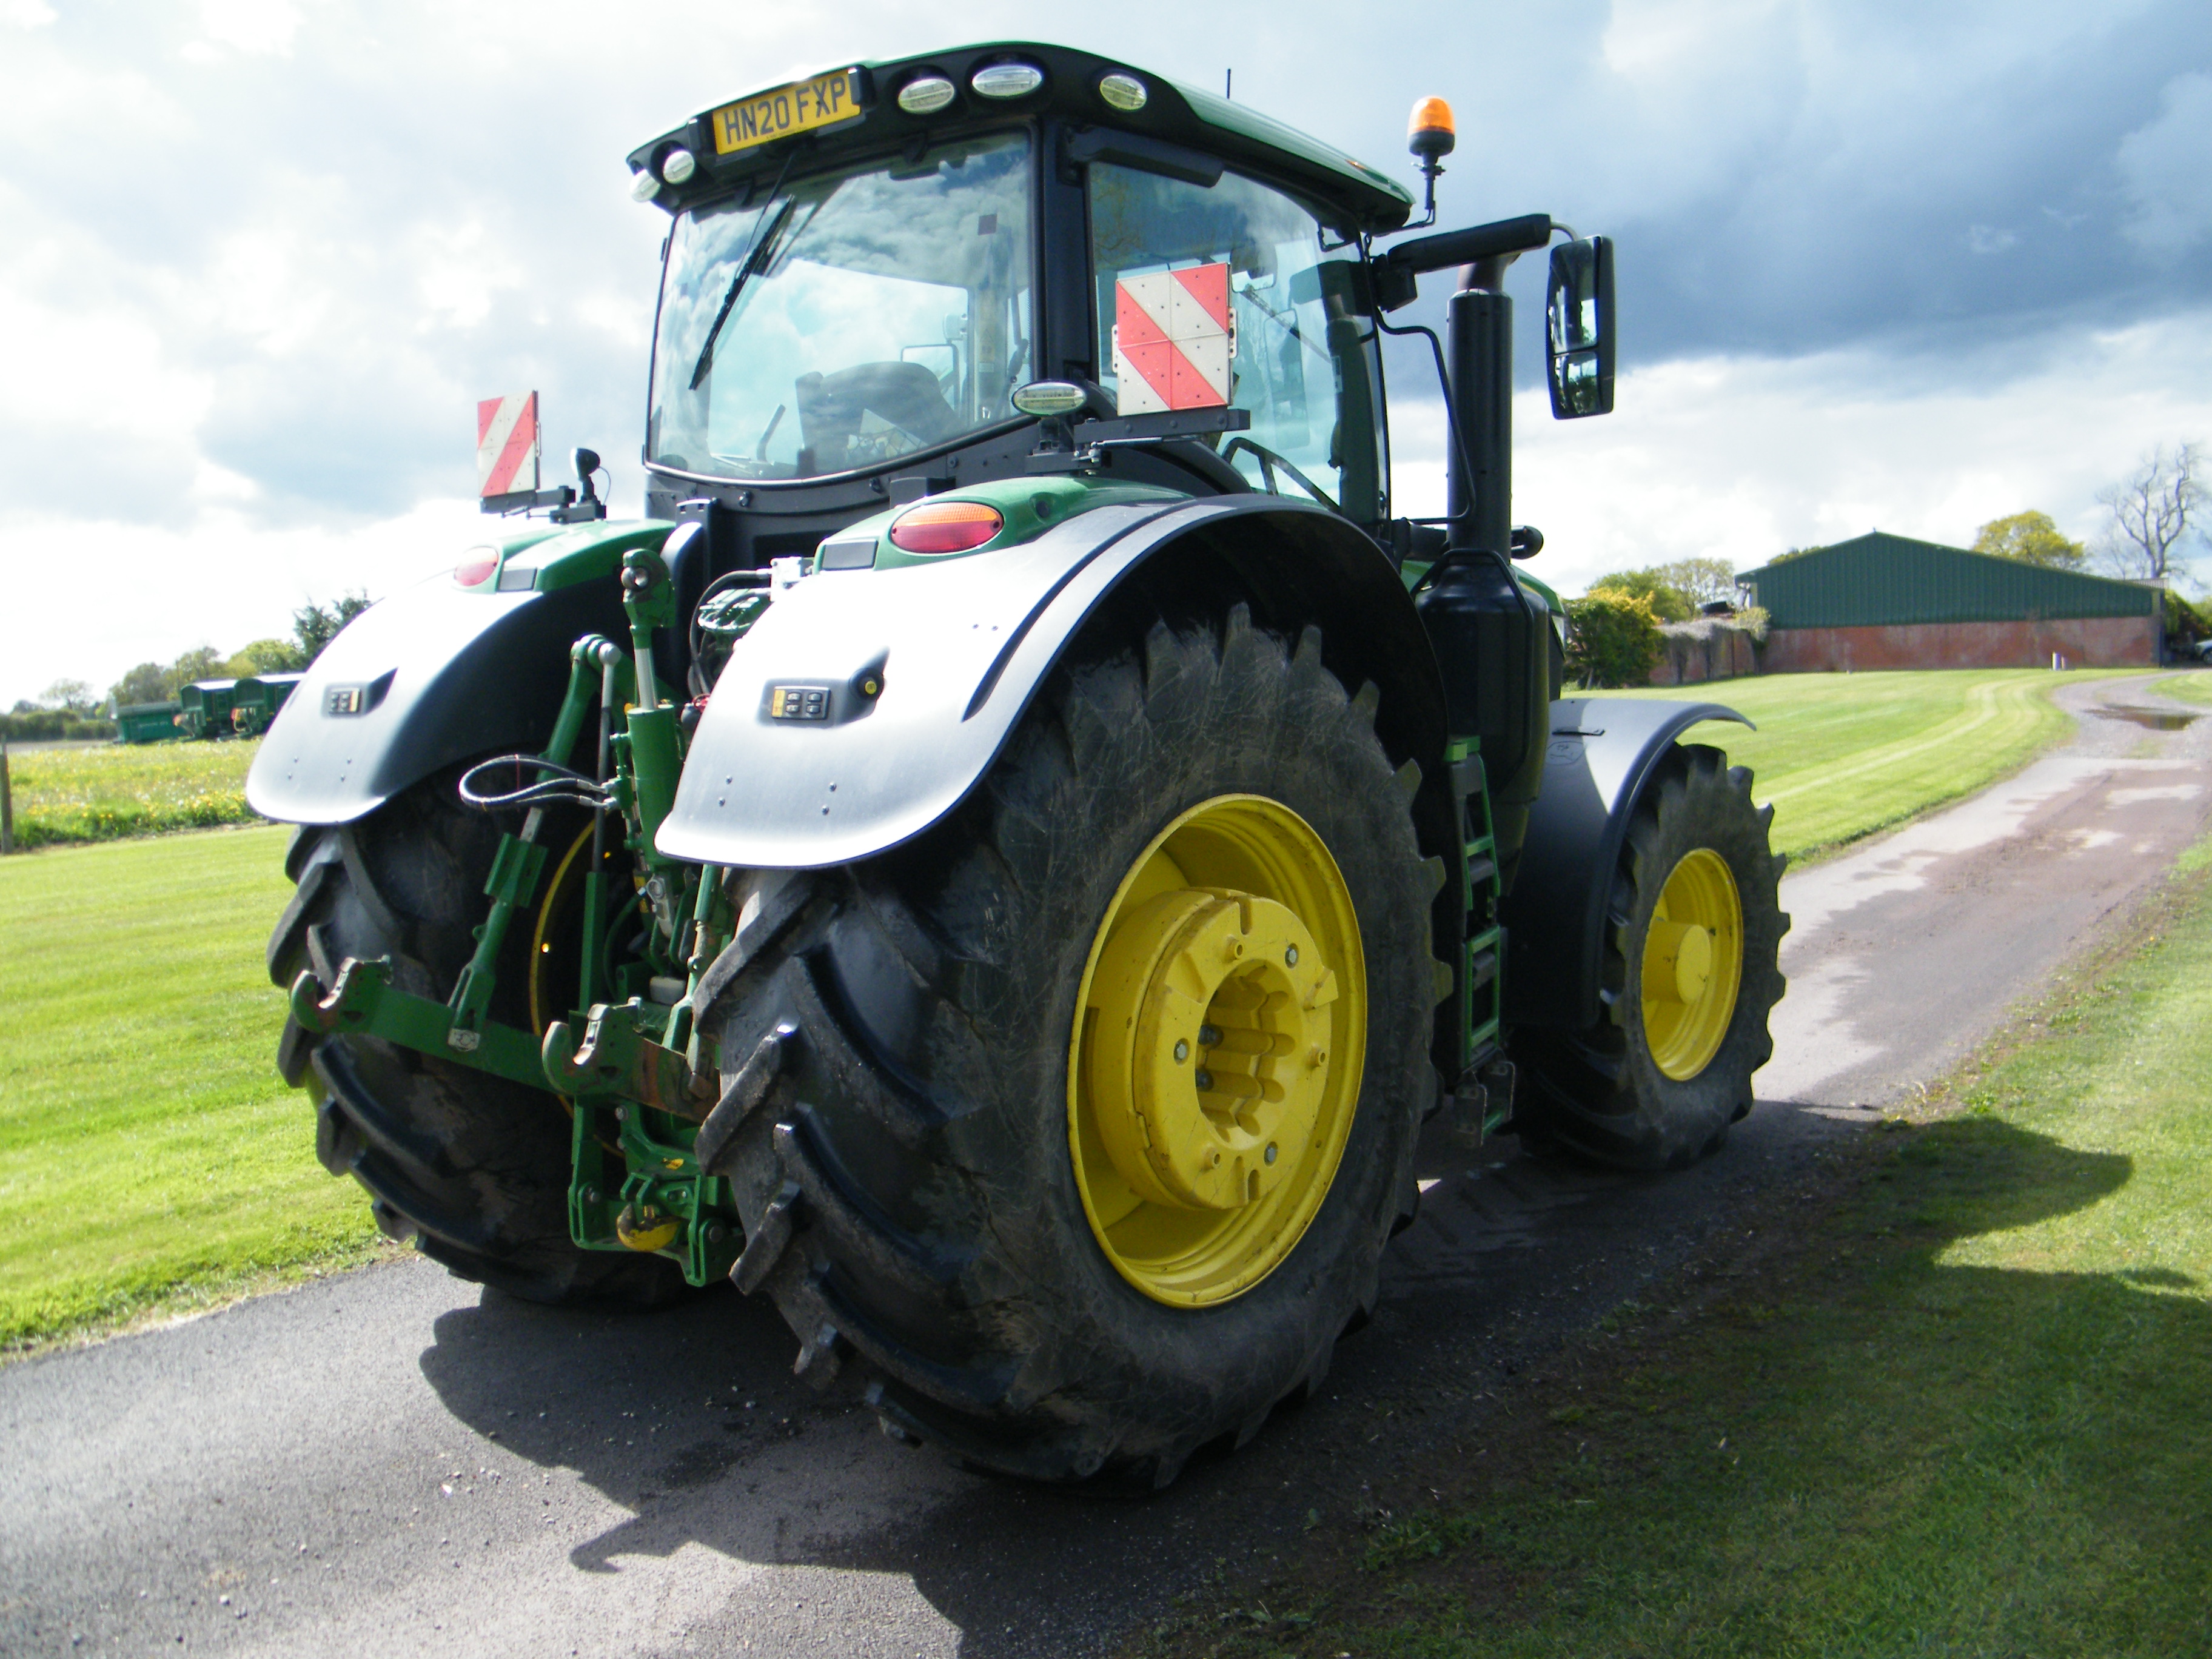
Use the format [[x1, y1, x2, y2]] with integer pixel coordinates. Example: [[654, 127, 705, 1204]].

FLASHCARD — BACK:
[[477, 392, 540, 498], [1111, 263, 1236, 415]]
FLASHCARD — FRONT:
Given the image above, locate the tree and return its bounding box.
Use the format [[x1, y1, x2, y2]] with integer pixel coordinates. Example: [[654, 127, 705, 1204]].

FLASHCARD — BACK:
[[1590, 558, 1742, 620], [1589, 569, 1694, 622], [1565, 588, 1663, 688], [109, 663, 170, 708], [226, 638, 306, 677], [2094, 441, 2204, 583], [1972, 511, 2085, 569], [36, 678, 98, 715], [1654, 557, 1740, 608], [167, 646, 226, 690], [292, 591, 376, 666]]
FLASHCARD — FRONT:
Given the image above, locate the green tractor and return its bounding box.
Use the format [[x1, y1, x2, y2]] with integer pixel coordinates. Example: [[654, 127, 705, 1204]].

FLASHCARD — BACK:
[[249, 43, 1786, 1486]]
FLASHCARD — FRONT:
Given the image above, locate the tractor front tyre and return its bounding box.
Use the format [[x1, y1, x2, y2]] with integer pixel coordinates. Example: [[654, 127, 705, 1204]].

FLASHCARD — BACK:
[[1510, 745, 1788, 1170], [266, 774, 688, 1307], [702, 603, 1441, 1486]]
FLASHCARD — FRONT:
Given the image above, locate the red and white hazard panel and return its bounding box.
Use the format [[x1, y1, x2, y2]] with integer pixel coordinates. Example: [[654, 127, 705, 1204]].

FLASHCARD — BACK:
[[477, 391, 540, 498], [1112, 263, 1236, 415]]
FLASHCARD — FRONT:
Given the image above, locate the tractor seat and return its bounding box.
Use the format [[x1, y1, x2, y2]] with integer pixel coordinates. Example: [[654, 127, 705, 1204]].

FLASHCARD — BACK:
[[793, 361, 961, 468]]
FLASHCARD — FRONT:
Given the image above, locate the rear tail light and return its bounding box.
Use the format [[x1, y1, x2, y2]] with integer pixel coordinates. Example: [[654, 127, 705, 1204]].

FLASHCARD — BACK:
[[887, 500, 1004, 555], [454, 550, 500, 587]]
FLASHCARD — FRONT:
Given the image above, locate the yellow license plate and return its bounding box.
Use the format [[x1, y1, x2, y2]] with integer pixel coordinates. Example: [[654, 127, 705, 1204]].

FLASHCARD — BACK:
[[711, 69, 863, 155]]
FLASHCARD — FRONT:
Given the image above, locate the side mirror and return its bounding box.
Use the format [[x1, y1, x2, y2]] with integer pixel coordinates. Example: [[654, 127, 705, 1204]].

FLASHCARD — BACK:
[[1546, 235, 1615, 419]]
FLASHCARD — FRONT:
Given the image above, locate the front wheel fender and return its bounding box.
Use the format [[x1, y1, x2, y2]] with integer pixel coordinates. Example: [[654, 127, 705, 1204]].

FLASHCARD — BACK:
[[1500, 697, 1752, 1033]]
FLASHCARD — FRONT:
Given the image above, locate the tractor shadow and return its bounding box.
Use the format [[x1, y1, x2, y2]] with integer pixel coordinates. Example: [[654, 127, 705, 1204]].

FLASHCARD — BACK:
[[412, 1110, 2187, 1655]]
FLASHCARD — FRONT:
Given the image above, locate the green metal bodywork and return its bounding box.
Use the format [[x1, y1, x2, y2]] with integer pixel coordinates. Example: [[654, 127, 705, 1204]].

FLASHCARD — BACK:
[[849, 476, 1184, 571], [449, 519, 682, 597], [1168, 78, 1413, 210]]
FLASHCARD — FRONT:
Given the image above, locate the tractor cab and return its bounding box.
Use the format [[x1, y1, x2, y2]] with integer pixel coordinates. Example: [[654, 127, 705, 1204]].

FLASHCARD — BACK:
[[631, 44, 1415, 557]]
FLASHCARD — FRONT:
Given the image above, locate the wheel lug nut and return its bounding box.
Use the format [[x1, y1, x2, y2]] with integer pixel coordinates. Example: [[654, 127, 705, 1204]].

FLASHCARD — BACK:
[[1173, 1040, 1189, 1062], [1195, 1069, 1214, 1091], [1264, 1143, 1278, 1164], [1284, 945, 1299, 966], [1198, 1024, 1222, 1047]]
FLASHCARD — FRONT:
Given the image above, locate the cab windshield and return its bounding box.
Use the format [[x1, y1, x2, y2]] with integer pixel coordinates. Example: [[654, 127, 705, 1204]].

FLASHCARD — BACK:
[[648, 132, 1033, 481]]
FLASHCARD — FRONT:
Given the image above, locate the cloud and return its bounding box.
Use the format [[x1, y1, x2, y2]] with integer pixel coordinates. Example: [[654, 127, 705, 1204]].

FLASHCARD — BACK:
[[3, 0, 2212, 703], [1390, 308, 2212, 595], [2118, 70, 2212, 255], [184, 0, 300, 59], [0, 497, 489, 705]]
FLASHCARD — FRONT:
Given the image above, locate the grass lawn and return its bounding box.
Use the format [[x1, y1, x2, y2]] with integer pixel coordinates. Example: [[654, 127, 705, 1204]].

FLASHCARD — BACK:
[[2, 738, 262, 848], [0, 826, 388, 1353], [1131, 850, 2212, 1658], [1607, 667, 2154, 861], [2149, 669, 2212, 706]]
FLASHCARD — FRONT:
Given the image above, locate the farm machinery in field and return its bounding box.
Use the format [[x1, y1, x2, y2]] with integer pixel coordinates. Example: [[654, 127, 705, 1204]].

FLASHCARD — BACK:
[[248, 43, 1786, 1486], [115, 674, 303, 743]]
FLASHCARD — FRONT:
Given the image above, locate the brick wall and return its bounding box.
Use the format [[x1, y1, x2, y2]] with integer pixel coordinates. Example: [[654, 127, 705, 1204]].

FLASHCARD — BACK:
[[1649, 620, 1761, 685], [1760, 615, 2158, 672]]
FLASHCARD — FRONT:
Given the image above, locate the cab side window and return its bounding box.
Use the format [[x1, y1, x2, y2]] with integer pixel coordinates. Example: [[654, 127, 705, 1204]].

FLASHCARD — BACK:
[[1088, 163, 1387, 525]]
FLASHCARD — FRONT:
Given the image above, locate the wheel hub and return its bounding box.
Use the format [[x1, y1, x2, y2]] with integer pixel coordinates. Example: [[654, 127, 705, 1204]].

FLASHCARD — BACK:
[[1068, 793, 1368, 1307], [1640, 846, 1744, 1081], [1088, 888, 1336, 1213]]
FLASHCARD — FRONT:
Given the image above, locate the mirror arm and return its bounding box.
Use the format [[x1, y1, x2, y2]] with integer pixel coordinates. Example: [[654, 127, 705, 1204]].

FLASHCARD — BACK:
[[1372, 213, 1554, 307]]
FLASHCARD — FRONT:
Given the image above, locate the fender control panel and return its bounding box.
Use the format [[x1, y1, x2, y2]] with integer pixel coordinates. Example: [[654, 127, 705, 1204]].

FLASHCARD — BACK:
[[766, 684, 833, 722]]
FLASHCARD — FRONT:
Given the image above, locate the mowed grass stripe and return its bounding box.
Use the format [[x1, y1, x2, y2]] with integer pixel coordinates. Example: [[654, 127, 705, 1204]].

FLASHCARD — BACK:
[[0, 826, 384, 1350], [1611, 668, 2153, 859], [2149, 669, 2212, 706]]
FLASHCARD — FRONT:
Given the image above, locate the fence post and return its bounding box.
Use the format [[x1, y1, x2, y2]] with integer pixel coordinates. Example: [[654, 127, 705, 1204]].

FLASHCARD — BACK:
[[1, 736, 13, 856]]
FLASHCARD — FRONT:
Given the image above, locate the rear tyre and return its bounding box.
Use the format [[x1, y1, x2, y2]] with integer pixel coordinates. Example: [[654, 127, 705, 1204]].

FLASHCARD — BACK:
[[702, 603, 1441, 1485], [267, 772, 687, 1306], [1509, 745, 1788, 1170]]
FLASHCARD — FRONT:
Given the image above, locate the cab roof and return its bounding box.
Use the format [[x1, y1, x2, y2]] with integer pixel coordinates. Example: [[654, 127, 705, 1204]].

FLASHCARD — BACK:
[[628, 41, 1415, 235]]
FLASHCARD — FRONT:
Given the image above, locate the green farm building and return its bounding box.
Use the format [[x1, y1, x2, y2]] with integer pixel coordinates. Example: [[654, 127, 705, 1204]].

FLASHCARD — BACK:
[[1737, 532, 2161, 671]]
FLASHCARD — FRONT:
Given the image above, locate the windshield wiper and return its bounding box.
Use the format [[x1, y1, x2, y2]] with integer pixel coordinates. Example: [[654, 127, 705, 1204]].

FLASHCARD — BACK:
[[689, 197, 797, 390]]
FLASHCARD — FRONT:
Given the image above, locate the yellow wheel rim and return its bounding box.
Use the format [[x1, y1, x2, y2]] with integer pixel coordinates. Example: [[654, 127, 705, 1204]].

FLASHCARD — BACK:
[[528, 823, 599, 1041], [1068, 795, 1367, 1307], [1640, 848, 1743, 1081]]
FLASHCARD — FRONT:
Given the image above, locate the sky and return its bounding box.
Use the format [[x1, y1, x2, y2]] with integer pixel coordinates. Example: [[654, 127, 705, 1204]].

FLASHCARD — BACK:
[[2, 0, 2209, 706]]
